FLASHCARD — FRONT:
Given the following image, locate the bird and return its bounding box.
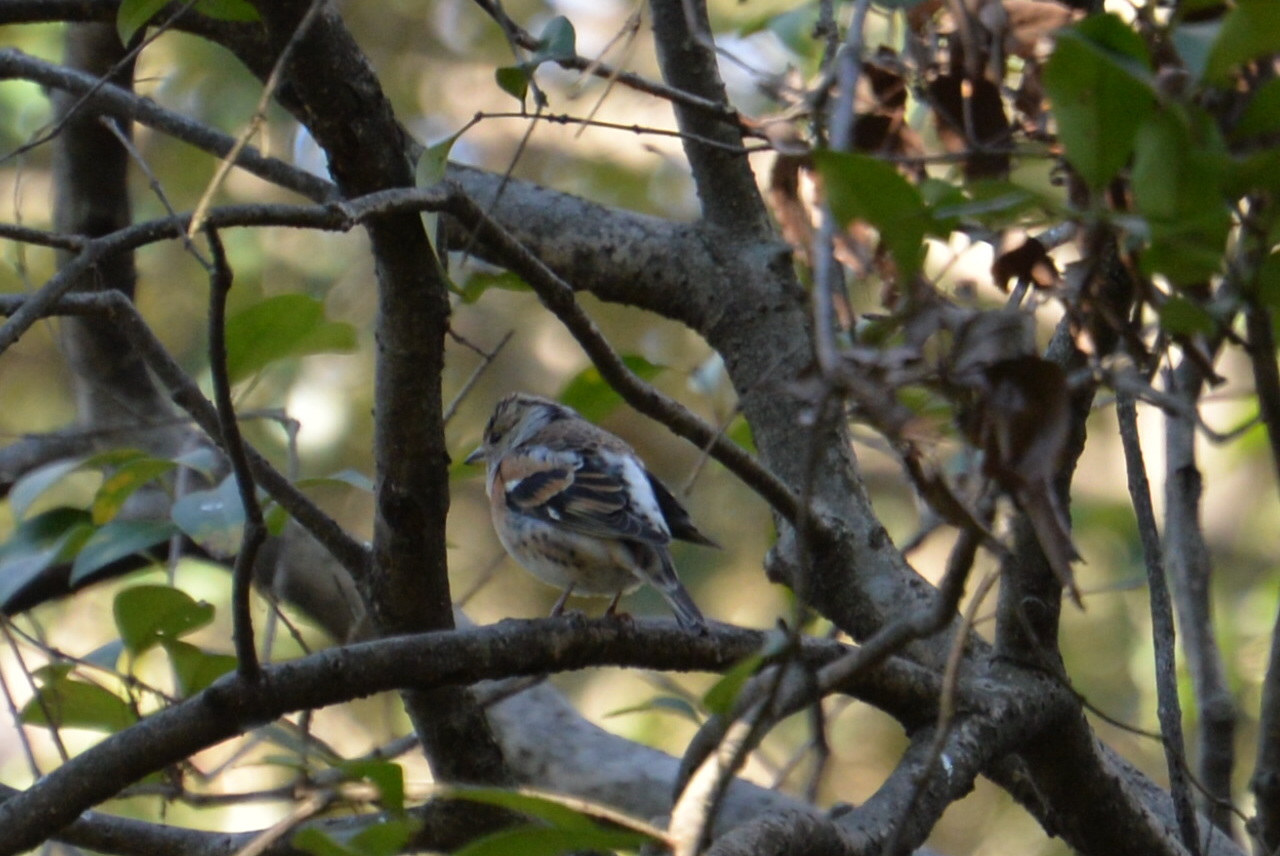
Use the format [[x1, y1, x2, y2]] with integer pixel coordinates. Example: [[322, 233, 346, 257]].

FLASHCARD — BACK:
[[465, 393, 714, 633]]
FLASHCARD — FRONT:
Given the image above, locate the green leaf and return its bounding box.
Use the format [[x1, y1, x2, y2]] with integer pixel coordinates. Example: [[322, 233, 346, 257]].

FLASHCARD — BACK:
[[347, 820, 418, 856], [757, 5, 825, 62], [264, 502, 290, 536], [114, 584, 215, 655], [339, 760, 407, 814], [727, 415, 756, 454], [533, 16, 577, 64], [92, 457, 176, 525], [173, 446, 223, 481], [415, 130, 463, 256], [702, 632, 789, 716], [454, 825, 651, 856], [931, 180, 1046, 228], [296, 470, 375, 493], [162, 639, 238, 696], [225, 294, 357, 384], [294, 820, 419, 856], [1158, 296, 1217, 337], [1172, 20, 1221, 81], [194, 0, 260, 23], [703, 652, 765, 716], [1204, 0, 1280, 84], [294, 828, 357, 856], [448, 788, 601, 833], [70, 519, 177, 585], [171, 475, 245, 557], [1234, 77, 1280, 140], [454, 270, 531, 304], [11, 458, 89, 520], [83, 640, 126, 671], [1042, 14, 1156, 192], [22, 672, 136, 732], [1226, 149, 1280, 198], [606, 695, 700, 723], [1257, 253, 1280, 306], [495, 66, 530, 102], [813, 150, 928, 282], [1131, 108, 1230, 285], [116, 0, 167, 42], [0, 508, 94, 608], [558, 357, 664, 423]]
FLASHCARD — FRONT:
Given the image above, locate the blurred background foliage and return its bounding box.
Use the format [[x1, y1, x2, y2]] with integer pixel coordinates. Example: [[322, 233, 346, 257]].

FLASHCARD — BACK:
[[1, 1, 1278, 853]]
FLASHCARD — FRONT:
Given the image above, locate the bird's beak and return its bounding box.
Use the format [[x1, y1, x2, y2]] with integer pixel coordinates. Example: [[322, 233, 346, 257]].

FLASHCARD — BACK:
[[464, 446, 486, 465]]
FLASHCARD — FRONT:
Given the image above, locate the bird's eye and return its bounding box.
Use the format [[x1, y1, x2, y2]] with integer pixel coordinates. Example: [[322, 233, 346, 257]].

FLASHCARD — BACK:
[[486, 429, 501, 445]]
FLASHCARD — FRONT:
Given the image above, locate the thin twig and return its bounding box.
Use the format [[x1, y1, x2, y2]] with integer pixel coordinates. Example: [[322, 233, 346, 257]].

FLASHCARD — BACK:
[[188, 0, 327, 237], [811, 0, 874, 373], [97, 115, 210, 269], [0, 619, 69, 764], [471, 110, 757, 153], [59, 290, 372, 580], [0, 620, 42, 778], [443, 330, 514, 425], [206, 227, 264, 681], [1117, 389, 1199, 855], [0, 48, 337, 203], [469, 0, 738, 123]]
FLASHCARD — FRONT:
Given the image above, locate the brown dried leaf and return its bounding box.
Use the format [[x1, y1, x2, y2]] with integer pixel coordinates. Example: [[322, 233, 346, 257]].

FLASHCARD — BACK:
[[927, 73, 1011, 179], [768, 154, 815, 267], [965, 356, 1081, 603], [1000, 0, 1076, 60], [992, 236, 1060, 291]]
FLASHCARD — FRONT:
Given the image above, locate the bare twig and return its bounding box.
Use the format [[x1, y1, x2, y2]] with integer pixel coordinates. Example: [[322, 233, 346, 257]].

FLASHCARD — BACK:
[[205, 228, 265, 681], [469, 0, 738, 123], [443, 330, 513, 425], [1117, 389, 1199, 855], [0, 48, 337, 203], [1246, 300, 1280, 851], [812, 0, 874, 373], [188, 0, 326, 237]]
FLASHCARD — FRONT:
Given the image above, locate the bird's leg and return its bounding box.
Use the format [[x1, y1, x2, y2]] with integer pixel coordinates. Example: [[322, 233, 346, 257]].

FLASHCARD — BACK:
[[550, 584, 576, 617], [605, 591, 623, 617]]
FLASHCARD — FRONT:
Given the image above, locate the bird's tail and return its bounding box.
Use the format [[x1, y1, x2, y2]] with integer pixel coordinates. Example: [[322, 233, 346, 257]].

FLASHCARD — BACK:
[[647, 549, 708, 634]]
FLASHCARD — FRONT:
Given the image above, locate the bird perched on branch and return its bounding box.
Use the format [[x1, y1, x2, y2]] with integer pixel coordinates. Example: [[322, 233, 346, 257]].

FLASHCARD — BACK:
[[465, 393, 714, 633]]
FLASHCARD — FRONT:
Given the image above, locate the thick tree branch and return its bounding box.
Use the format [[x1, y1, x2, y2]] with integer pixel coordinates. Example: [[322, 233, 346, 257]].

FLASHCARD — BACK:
[[250, 0, 504, 786], [0, 620, 883, 855], [646, 0, 770, 235]]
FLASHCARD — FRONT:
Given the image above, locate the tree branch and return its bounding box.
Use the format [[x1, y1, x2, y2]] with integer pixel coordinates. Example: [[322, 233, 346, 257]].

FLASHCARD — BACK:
[[646, 0, 771, 235], [0, 620, 879, 855], [1117, 390, 1199, 854]]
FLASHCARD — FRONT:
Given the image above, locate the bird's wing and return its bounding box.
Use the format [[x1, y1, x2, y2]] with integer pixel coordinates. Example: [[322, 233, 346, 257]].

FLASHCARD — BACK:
[[646, 472, 718, 547], [499, 447, 671, 544]]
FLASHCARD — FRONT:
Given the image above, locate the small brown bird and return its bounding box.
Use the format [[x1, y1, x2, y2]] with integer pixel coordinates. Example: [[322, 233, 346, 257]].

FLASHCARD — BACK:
[[465, 393, 715, 632]]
